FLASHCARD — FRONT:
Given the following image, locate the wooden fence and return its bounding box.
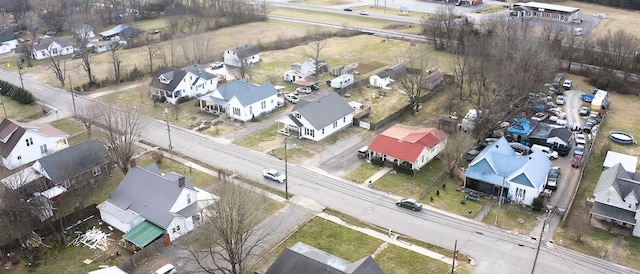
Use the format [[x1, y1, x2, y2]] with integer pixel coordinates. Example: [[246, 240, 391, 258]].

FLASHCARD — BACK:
[[118, 236, 165, 272]]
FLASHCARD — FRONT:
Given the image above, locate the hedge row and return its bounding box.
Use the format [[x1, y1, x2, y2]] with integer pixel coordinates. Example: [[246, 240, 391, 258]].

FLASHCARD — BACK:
[[0, 80, 35, 105]]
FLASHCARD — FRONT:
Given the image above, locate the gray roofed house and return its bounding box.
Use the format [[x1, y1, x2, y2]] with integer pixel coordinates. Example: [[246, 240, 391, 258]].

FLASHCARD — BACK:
[[198, 79, 282, 122], [32, 139, 110, 189], [0, 33, 17, 55], [277, 93, 354, 142], [224, 44, 260, 67], [149, 65, 218, 105], [31, 38, 75, 60], [546, 127, 572, 148], [263, 242, 384, 274], [590, 163, 640, 237], [97, 163, 200, 245], [99, 24, 142, 39]]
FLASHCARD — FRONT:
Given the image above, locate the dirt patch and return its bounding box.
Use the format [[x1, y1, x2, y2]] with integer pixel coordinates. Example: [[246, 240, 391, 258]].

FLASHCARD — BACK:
[[383, 24, 418, 30]]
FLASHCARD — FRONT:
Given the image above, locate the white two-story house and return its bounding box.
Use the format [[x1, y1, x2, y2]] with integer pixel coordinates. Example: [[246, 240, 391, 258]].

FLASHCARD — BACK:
[[590, 162, 640, 237], [198, 79, 282, 122], [31, 38, 75, 60], [0, 119, 69, 170], [149, 64, 218, 105], [97, 162, 199, 248], [277, 93, 354, 142], [223, 44, 260, 67]]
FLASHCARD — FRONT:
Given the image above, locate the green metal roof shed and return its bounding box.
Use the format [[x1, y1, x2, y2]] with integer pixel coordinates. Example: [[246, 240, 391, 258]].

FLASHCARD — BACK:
[[123, 221, 164, 248]]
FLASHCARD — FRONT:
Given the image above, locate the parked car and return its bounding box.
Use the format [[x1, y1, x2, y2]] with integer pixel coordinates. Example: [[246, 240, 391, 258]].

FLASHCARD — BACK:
[[263, 169, 286, 183], [572, 155, 583, 168], [555, 95, 565, 105], [344, 7, 353, 11], [531, 112, 547, 122], [575, 134, 587, 146], [570, 123, 582, 132], [72, 52, 82, 59], [547, 108, 566, 119], [579, 106, 589, 116], [562, 79, 573, 90], [581, 93, 594, 102], [295, 86, 312, 94], [574, 144, 585, 156], [154, 264, 177, 274], [510, 142, 532, 155], [552, 73, 564, 88], [285, 93, 299, 103], [587, 113, 597, 123], [396, 198, 422, 211], [359, 10, 369, 15], [583, 121, 594, 133], [546, 166, 560, 190], [309, 84, 320, 90], [211, 62, 224, 69]]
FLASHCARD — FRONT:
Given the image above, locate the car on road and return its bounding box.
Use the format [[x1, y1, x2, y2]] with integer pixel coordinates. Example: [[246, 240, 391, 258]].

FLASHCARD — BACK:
[[359, 10, 369, 15], [295, 86, 312, 94], [562, 79, 573, 90], [344, 7, 353, 11], [579, 106, 589, 116], [555, 95, 565, 105], [263, 169, 286, 183], [574, 144, 585, 156], [285, 93, 299, 103], [211, 62, 224, 69], [396, 198, 422, 211], [572, 155, 583, 168], [575, 133, 587, 146]]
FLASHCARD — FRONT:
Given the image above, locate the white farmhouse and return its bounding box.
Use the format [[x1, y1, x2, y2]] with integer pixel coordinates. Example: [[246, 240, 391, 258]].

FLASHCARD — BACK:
[[31, 38, 75, 60], [148, 64, 218, 105], [278, 93, 354, 142], [198, 79, 282, 122], [223, 44, 260, 67], [0, 119, 69, 170]]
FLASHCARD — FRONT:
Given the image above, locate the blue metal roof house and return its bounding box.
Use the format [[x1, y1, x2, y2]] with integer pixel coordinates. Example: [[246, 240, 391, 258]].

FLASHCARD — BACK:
[[464, 137, 551, 205]]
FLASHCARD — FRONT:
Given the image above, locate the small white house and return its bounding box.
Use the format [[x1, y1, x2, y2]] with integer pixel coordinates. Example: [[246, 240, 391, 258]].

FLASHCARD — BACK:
[[329, 74, 354, 89], [88, 41, 114, 53], [277, 93, 354, 142], [0, 119, 70, 170], [369, 70, 393, 89], [97, 163, 200, 248], [0, 33, 18, 55], [148, 65, 218, 105], [198, 79, 281, 122], [224, 44, 260, 67], [31, 38, 75, 60], [284, 59, 323, 84], [368, 124, 448, 171]]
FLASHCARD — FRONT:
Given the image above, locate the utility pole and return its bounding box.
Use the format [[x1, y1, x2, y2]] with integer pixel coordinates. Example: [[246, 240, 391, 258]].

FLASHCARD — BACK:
[[531, 211, 548, 274], [70, 75, 77, 117], [0, 88, 6, 117], [451, 240, 457, 274], [17, 59, 25, 89], [495, 176, 506, 224], [164, 108, 173, 151], [284, 137, 289, 200]]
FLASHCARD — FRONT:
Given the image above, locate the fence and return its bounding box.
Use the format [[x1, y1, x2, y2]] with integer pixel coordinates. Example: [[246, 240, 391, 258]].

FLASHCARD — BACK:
[[118, 236, 165, 272], [418, 171, 448, 200]]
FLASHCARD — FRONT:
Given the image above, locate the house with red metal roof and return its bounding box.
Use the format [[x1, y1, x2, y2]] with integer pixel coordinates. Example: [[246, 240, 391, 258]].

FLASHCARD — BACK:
[[368, 124, 448, 171]]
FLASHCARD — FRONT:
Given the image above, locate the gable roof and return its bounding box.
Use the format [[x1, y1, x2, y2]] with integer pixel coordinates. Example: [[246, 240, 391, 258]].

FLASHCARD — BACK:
[[99, 24, 141, 38], [216, 79, 276, 105], [0, 33, 16, 43], [594, 163, 640, 200], [368, 124, 447, 162], [105, 164, 197, 228], [228, 44, 259, 59], [265, 242, 384, 274], [35, 139, 108, 182], [182, 64, 217, 81], [0, 119, 68, 158], [149, 66, 187, 92], [548, 127, 572, 142], [33, 38, 74, 51], [465, 136, 551, 188], [603, 151, 638, 172], [293, 93, 354, 130]]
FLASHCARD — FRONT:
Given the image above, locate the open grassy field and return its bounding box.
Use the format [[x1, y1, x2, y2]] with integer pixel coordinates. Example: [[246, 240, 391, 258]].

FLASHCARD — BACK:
[[557, 1, 640, 39]]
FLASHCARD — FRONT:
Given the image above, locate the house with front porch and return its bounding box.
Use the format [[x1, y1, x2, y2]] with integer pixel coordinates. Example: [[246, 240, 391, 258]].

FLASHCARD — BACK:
[[590, 163, 640, 237], [0, 119, 69, 170], [367, 124, 448, 171], [464, 137, 551, 205], [97, 161, 199, 249], [31, 38, 75, 60], [277, 93, 354, 142], [198, 79, 282, 122], [148, 65, 218, 105]]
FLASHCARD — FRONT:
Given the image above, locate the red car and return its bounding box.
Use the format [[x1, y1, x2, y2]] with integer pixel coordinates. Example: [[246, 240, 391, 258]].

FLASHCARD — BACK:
[[572, 155, 583, 168]]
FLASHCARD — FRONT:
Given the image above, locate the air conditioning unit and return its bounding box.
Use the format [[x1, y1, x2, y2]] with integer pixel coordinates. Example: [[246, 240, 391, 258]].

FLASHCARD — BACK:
[[88, 178, 95, 184]]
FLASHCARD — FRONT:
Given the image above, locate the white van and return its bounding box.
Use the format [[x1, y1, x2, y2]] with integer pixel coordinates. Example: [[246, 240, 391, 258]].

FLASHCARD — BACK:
[[154, 264, 177, 274], [531, 144, 559, 159]]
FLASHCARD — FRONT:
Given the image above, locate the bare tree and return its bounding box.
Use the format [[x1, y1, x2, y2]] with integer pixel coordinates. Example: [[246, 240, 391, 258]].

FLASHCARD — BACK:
[[303, 38, 327, 78], [165, 17, 181, 36], [397, 45, 432, 114], [145, 41, 161, 73], [45, 55, 67, 88], [98, 105, 143, 174], [421, 6, 457, 50], [187, 181, 274, 274], [110, 45, 122, 84], [182, 34, 213, 65], [438, 130, 475, 175], [76, 101, 104, 136]]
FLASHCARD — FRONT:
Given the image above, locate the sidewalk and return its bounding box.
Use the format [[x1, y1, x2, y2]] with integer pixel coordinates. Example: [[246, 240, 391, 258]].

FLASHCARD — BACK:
[[361, 166, 393, 187], [86, 82, 146, 99]]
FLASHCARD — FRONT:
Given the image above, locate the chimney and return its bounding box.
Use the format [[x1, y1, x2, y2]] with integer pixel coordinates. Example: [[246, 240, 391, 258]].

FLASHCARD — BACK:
[[178, 176, 185, 188], [129, 158, 137, 168]]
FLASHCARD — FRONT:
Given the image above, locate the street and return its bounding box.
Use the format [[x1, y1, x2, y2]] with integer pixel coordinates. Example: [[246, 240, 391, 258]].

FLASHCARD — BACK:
[[0, 67, 636, 273]]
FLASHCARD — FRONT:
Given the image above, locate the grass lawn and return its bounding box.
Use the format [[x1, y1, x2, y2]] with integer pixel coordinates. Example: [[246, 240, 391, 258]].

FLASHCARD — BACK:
[[0, 97, 47, 122], [135, 152, 218, 189], [553, 91, 640, 267], [289, 0, 358, 6], [483, 203, 541, 235], [344, 163, 381, 183], [422, 176, 488, 219], [233, 123, 280, 151], [556, 1, 640, 39], [371, 159, 447, 199], [50, 118, 86, 135], [475, 4, 509, 14], [268, 7, 422, 35], [376, 244, 453, 274]]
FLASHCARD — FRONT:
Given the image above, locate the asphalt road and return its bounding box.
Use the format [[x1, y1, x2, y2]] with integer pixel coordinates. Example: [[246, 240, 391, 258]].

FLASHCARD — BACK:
[[1, 67, 637, 274]]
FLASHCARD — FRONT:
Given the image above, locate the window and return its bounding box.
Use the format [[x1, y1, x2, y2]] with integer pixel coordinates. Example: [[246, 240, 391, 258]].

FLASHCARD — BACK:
[[17, 155, 22, 160], [233, 107, 241, 116], [92, 166, 101, 176], [176, 225, 181, 231], [40, 144, 48, 153], [25, 138, 33, 146], [343, 117, 346, 122], [249, 106, 253, 115], [187, 194, 191, 204], [261, 101, 266, 109], [333, 121, 337, 128], [322, 129, 324, 134], [295, 113, 301, 119]]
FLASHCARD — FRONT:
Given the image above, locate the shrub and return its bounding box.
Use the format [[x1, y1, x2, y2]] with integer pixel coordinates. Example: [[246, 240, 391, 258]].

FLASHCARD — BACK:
[[371, 157, 385, 167], [0, 80, 35, 104], [151, 151, 164, 163], [531, 196, 545, 211], [394, 164, 415, 176]]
